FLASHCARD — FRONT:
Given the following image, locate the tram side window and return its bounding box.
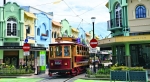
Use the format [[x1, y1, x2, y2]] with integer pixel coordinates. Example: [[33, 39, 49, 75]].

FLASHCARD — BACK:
[[50, 47, 53, 57], [55, 46, 62, 56], [77, 46, 79, 54], [64, 46, 70, 56]]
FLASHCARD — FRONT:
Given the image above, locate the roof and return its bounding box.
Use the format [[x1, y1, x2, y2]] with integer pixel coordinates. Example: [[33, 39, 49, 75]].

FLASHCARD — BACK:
[[24, 11, 37, 19], [86, 32, 90, 36], [71, 28, 79, 33], [50, 41, 74, 44], [52, 20, 61, 27]]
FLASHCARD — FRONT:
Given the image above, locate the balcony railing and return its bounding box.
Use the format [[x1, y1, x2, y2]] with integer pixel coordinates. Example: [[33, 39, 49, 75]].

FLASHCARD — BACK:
[[107, 18, 123, 30], [4, 29, 20, 37]]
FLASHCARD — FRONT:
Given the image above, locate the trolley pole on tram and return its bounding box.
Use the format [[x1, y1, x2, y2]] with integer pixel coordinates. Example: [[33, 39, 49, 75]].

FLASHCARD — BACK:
[[91, 17, 96, 73]]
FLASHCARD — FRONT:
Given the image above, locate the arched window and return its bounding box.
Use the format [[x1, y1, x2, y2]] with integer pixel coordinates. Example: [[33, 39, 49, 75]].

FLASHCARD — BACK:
[[115, 3, 122, 27], [46, 30, 49, 37], [54, 32, 57, 38], [7, 18, 17, 36], [52, 32, 53, 38], [37, 28, 40, 35], [135, 5, 146, 18]]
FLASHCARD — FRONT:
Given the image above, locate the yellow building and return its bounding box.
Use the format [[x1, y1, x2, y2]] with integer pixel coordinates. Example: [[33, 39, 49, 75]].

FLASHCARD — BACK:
[[71, 27, 79, 38], [85, 32, 91, 46], [24, 11, 36, 44], [52, 20, 61, 43], [23, 11, 36, 65], [95, 36, 100, 40]]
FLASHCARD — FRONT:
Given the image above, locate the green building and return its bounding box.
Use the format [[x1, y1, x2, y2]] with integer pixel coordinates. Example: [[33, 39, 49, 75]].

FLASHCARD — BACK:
[[99, 0, 150, 70]]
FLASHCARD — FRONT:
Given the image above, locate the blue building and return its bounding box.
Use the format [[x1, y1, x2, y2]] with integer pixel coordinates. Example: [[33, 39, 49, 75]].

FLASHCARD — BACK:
[[78, 27, 86, 45], [21, 6, 52, 49]]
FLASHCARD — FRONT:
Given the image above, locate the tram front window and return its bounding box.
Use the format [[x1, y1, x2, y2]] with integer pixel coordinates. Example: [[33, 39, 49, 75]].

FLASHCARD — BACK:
[[55, 46, 62, 57], [64, 46, 70, 56]]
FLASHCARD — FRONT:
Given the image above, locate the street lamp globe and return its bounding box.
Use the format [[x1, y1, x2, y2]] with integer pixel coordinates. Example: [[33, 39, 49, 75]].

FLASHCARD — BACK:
[[91, 17, 96, 22], [25, 25, 28, 29]]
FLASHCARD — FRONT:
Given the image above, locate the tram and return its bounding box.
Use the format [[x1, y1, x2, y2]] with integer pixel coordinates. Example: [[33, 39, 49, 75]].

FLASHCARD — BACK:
[[48, 37, 89, 76]]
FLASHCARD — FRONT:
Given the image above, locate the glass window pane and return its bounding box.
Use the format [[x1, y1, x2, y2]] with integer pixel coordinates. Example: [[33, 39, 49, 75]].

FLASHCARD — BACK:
[[55, 46, 62, 57], [64, 46, 70, 56]]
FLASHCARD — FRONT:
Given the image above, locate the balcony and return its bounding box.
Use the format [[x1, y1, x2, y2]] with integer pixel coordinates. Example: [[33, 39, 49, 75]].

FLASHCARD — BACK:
[[40, 33, 48, 40], [107, 18, 123, 31]]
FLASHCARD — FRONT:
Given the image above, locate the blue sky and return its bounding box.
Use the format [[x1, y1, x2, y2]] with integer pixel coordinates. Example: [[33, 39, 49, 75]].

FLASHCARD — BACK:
[[0, 0, 110, 38]]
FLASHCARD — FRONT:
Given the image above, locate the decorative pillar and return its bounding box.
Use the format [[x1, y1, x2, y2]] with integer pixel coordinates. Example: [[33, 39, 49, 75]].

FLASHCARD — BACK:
[[125, 43, 131, 67], [19, 50, 24, 65], [0, 50, 3, 64], [112, 46, 116, 65]]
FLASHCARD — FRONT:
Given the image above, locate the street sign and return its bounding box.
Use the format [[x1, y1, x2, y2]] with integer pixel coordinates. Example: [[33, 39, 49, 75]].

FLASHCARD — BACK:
[[24, 51, 30, 56], [90, 39, 98, 48], [24, 39, 28, 43], [89, 48, 97, 53], [23, 43, 30, 52]]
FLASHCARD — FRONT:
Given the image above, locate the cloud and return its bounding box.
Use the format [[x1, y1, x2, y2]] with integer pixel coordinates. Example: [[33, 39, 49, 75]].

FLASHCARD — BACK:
[[1, 0, 110, 38]]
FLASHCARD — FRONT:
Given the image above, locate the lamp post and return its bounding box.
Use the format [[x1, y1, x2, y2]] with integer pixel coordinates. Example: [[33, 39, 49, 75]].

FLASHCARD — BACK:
[[91, 17, 96, 73], [25, 25, 28, 68]]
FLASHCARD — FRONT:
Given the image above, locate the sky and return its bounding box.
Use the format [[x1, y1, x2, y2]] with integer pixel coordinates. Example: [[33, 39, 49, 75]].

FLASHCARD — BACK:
[[0, 0, 110, 39]]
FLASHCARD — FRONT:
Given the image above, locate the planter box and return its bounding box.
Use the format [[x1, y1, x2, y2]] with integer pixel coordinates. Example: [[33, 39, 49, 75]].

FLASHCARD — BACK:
[[129, 71, 148, 82], [110, 71, 128, 81]]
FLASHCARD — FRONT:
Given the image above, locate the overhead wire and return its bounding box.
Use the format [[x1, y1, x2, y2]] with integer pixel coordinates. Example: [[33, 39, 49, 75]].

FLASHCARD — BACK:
[[78, 0, 108, 16]]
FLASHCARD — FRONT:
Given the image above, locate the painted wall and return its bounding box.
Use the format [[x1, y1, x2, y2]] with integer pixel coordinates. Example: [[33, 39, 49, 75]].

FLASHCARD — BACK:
[[108, 0, 129, 37], [1, 2, 24, 46], [35, 13, 52, 48], [128, 0, 150, 33], [60, 19, 72, 37], [52, 21, 61, 43], [24, 12, 36, 44], [85, 33, 91, 46], [71, 27, 79, 38]]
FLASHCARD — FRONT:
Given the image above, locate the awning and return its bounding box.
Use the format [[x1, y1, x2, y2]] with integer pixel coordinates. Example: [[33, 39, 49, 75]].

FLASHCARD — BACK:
[[86, 33, 90, 36], [71, 28, 79, 33], [52, 21, 61, 27], [24, 11, 37, 19]]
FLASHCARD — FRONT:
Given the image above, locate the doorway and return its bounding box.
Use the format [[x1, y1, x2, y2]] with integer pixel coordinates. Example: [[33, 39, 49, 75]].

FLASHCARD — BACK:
[[3, 51, 19, 67]]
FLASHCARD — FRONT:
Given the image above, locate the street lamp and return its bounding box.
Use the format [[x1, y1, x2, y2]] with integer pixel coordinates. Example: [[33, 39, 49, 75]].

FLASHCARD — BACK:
[[25, 25, 28, 69], [91, 17, 96, 73]]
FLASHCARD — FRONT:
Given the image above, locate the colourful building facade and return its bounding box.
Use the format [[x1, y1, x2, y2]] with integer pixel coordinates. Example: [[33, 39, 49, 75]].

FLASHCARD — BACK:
[[99, 0, 150, 70], [0, 2, 24, 66]]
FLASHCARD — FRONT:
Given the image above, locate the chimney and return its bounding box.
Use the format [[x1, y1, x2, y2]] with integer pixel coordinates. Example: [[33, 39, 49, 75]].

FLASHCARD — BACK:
[[4, 0, 6, 5]]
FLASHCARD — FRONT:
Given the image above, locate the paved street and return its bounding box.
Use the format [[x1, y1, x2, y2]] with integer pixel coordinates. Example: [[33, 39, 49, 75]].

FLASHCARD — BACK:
[[0, 73, 85, 82]]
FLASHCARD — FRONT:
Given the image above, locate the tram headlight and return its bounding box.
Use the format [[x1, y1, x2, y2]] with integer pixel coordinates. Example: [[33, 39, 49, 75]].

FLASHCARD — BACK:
[[51, 63, 53, 66], [64, 63, 68, 65]]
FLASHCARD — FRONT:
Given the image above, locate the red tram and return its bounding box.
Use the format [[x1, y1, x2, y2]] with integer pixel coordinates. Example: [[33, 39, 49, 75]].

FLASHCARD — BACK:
[[48, 37, 89, 76]]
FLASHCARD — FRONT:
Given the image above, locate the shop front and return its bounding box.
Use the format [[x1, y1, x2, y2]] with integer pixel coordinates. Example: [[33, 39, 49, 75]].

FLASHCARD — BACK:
[[99, 35, 150, 68]]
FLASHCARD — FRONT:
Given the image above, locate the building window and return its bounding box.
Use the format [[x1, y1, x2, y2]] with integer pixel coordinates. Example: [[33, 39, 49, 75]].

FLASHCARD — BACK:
[[26, 25, 30, 34], [54, 32, 57, 38], [46, 30, 49, 37], [7, 18, 17, 36], [52, 32, 53, 38], [135, 5, 146, 18], [115, 3, 122, 27], [37, 28, 40, 35]]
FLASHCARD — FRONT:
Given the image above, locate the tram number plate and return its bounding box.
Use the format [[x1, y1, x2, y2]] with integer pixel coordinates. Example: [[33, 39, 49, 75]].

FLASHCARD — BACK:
[[55, 61, 61, 65]]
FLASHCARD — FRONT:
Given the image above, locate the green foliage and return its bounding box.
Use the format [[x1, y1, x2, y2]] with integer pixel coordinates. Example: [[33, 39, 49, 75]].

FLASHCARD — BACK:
[[0, 63, 34, 75], [96, 68, 110, 75], [86, 68, 94, 75], [110, 63, 145, 71]]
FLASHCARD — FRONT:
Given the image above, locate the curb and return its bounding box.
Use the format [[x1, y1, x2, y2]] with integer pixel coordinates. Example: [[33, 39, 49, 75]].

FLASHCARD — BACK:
[[79, 77, 110, 80], [0, 74, 33, 78]]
